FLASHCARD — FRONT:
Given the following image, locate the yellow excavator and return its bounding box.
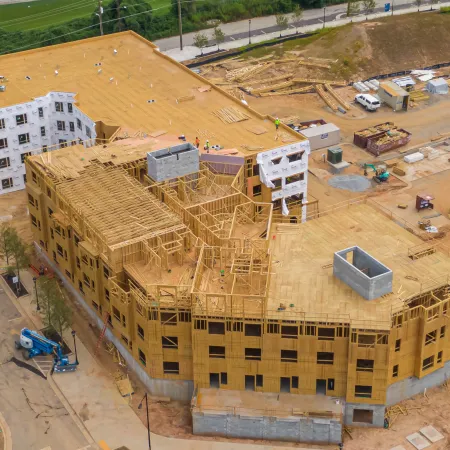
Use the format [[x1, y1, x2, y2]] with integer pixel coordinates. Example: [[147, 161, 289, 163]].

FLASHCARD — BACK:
[[363, 163, 390, 183]]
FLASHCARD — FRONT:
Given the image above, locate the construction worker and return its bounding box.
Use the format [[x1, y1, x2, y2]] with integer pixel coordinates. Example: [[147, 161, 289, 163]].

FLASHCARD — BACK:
[[195, 136, 200, 148], [204, 140, 210, 153], [275, 117, 280, 130]]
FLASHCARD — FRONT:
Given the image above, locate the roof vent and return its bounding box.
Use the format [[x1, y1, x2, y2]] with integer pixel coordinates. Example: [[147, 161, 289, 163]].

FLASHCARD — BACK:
[[25, 76, 31, 80], [147, 99, 156, 103], [333, 246, 393, 300], [55, 70, 59, 75], [113, 49, 118, 55], [0, 86, 5, 92]]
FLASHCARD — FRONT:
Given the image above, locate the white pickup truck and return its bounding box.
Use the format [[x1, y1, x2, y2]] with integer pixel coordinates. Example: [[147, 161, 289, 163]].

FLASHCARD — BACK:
[[355, 94, 381, 111]]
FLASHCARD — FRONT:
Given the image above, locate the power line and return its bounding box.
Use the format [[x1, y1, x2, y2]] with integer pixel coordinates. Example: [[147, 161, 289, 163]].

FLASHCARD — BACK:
[[0, 0, 207, 56]]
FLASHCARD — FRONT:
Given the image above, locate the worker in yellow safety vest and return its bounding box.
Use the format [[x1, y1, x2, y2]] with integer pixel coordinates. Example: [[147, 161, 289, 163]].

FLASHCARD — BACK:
[[275, 118, 280, 130]]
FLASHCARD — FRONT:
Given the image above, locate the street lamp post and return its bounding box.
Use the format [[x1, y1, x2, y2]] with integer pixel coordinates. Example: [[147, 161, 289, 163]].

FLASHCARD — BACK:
[[323, 7, 326, 28], [71, 330, 79, 365], [248, 19, 251, 45], [392, 0, 394, 15], [138, 393, 151, 450], [33, 277, 40, 311]]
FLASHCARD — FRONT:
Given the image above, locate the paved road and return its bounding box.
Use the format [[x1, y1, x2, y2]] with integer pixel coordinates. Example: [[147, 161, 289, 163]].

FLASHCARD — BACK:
[[155, 0, 439, 51], [0, 288, 90, 450]]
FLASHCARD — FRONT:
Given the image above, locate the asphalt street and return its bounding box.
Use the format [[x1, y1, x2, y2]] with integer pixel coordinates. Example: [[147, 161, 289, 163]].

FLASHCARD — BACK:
[[0, 288, 89, 450], [155, 0, 438, 51]]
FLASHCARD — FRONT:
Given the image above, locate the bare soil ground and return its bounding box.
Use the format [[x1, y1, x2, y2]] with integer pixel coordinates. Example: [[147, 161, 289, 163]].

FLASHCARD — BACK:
[[0, 190, 33, 245], [345, 384, 450, 450]]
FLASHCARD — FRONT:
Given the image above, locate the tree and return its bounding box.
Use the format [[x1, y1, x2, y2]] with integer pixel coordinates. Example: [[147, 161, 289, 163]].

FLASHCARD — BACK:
[[0, 222, 16, 265], [193, 32, 208, 55], [291, 5, 304, 34], [413, 0, 422, 10], [213, 26, 225, 51], [37, 277, 72, 340], [275, 13, 289, 38], [347, 0, 360, 16], [9, 234, 30, 291], [430, 0, 438, 10], [362, 0, 376, 18]]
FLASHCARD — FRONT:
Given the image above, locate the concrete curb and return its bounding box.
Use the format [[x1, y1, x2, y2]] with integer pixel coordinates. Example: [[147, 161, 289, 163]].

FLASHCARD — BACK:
[[0, 411, 12, 450]]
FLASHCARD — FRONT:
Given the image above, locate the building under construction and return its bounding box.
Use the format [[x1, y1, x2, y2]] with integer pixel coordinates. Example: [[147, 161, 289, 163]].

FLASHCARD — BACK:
[[16, 32, 450, 444]]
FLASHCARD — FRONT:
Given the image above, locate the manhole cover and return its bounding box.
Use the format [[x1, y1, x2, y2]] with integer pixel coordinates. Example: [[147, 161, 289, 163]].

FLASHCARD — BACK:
[[328, 174, 372, 192]]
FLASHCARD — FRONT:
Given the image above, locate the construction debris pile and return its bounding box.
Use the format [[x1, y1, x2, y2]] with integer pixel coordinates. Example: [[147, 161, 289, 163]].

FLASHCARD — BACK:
[[354, 122, 412, 156], [200, 53, 351, 111]]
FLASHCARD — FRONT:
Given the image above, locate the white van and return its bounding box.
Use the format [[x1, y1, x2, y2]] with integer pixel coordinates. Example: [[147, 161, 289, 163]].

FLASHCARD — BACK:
[[355, 94, 381, 111]]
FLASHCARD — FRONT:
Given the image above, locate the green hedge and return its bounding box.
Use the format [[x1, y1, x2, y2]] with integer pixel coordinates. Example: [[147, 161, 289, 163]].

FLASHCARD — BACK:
[[440, 6, 450, 13]]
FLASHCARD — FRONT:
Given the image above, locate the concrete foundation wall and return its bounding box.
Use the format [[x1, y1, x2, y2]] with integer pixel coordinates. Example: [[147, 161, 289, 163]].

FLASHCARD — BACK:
[[386, 360, 450, 406], [192, 413, 342, 444], [36, 244, 194, 403], [344, 403, 386, 428]]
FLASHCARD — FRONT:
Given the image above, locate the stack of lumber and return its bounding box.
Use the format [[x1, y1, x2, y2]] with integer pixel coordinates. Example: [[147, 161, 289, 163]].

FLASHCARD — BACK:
[[225, 63, 274, 82], [410, 90, 430, 102], [244, 73, 293, 89], [259, 85, 314, 97], [293, 77, 347, 86], [212, 106, 250, 124], [324, 84, 351, 110], [298, 59, 331, 69], [316, 84, 339, 111], [251, 80, 294, 95], [280, 116, 299, 125]]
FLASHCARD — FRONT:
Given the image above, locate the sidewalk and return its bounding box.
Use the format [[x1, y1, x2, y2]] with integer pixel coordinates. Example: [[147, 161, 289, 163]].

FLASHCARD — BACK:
[[11, 267, 335, 450], [157, 4, 450, 62]]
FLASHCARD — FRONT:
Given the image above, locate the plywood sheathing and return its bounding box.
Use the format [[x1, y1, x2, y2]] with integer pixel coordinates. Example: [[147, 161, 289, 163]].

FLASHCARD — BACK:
[[0, 31, 303, 157]]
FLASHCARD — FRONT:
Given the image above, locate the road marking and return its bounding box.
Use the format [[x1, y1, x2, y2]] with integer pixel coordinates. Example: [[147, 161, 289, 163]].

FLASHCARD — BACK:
[[336, 12, 346, 19], [317, 18, 323, 23], [261, 30, 266, 34], [230, 36, 235, 41]]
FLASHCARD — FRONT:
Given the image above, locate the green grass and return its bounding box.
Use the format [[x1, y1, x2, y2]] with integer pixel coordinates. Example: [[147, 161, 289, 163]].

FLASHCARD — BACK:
[[150, 0, 172, 16], [0, 0, 171, 32], [0, 0, 97, 31]]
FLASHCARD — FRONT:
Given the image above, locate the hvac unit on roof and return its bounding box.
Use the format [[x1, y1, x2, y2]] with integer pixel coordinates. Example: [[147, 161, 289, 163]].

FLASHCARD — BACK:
[[0, 86, 5, 92]]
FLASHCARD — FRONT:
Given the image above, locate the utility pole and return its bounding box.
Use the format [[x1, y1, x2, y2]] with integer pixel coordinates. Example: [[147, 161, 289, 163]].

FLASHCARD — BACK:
[[177, 0, 183, 50], [98, 0, 104, 36]]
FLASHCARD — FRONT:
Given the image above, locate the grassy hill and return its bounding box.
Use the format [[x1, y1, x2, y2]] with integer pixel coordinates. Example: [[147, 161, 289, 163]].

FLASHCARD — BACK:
[[245, 12, 450, 80]]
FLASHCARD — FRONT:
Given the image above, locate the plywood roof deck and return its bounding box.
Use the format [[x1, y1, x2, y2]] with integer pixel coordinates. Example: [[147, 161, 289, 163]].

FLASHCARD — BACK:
[[267, 203, 450, 329], [1, 31, 304, 155], [57, 165, 182, 248]]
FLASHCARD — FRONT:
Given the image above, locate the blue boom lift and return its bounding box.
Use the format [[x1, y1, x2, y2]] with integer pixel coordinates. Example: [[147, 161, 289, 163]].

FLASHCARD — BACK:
[[15, 328, 79, 373]]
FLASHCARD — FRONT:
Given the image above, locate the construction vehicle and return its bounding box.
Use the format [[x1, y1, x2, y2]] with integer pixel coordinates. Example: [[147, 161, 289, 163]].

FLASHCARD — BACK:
[[15, 328, 79, 373], [363, 163, 390, 183]]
